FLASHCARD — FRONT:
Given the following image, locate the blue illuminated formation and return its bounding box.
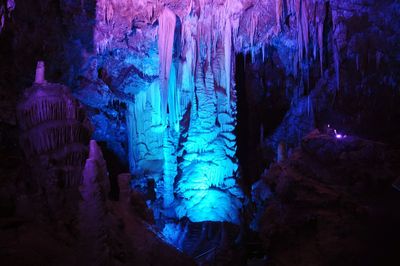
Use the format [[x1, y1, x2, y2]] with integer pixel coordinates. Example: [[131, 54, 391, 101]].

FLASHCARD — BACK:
[[74, 0, 245, 225], [124, 5, 243, 223]]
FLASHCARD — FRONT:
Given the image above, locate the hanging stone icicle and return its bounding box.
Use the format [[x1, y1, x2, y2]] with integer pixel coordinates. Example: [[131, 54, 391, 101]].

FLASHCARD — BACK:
[[158, 7, 177, 127]]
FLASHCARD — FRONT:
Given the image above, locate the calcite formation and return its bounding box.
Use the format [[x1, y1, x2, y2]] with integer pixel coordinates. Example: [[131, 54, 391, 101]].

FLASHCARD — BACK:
[[79, 140, 110, 265], [17, 62, 92, 193], [87, 0, 249, 224]]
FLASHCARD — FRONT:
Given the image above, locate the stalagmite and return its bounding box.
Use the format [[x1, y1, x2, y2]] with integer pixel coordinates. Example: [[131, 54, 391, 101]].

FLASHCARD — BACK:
[[17, 64, 91, 189], [35, 61, 46, 84], [79, 140, 110, 265], [16, 63, 91, 224]]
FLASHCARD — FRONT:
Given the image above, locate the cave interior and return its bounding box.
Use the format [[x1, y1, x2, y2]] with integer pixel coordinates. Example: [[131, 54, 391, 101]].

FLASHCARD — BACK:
[[1, 0, 400, 265]]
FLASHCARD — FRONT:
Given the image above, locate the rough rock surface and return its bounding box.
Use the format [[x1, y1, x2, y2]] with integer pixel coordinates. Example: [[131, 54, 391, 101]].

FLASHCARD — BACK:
[[0, 139, 195, 266], [259, 130, 400, 266]]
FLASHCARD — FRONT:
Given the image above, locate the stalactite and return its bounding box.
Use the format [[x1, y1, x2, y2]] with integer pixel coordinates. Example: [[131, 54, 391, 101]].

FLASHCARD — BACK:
[[295, 0, 303, 61], [334, 42, 340, 90], [276, 0, 283, 32], [212, 41, 224, 89], [105, 1, 113, 24], [316, 1, 326, 76], [224, 18, 232, 105], [262, 45, 266, 63], [301, 0, 309, 58], [0, 0, 15, 32], [168, 63, 180, 132], [158, 7, 177, 125], [249, 11, 258, 51], [318, 21, 324, 75], [180, 15, 196, 113]]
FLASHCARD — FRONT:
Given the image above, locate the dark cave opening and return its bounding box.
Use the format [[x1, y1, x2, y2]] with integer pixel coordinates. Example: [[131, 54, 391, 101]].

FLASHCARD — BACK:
[[235, 50, 291, 191]]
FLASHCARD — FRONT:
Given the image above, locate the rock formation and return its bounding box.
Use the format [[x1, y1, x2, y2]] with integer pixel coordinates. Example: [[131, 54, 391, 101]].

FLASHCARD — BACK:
[[16, 61, 92, 222], [79, 140, 110, 265], [259, 130, 400, 266]]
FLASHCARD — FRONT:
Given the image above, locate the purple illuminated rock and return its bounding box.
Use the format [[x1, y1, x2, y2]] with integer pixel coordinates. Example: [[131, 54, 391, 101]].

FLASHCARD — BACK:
[[16, 62, 92, 224]]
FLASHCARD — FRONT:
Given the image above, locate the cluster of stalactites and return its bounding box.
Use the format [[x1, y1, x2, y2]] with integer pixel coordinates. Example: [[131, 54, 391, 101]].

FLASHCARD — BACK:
[[155, 0, 243, 126], [246, 0, 331, 83], [185, 0, 242, 104], [0, 0, 15, 32], [287, 0, 334, 82], [94, 0, 159, 53]]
